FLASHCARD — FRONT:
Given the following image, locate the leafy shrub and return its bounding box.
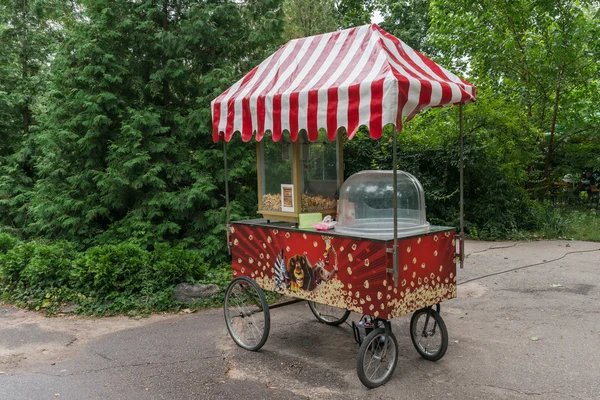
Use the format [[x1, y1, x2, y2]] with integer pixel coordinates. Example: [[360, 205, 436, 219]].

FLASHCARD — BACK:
[[21, 242, 78, 291], [150, 242, 207, 289], [74, 243, 152, 299], [1, 239, 216, 316], [0, 233, 19, 254], [0, 242, 38, 286]]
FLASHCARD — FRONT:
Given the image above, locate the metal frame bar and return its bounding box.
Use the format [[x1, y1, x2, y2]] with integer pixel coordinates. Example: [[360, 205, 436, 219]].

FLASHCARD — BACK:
[[459, 104, 465, 269], [392, 125, 399, 287], [224, 140, 231, 254]]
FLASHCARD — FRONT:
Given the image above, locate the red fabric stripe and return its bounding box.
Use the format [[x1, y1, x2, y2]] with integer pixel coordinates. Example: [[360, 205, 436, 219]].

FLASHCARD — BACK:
[[257, 36, 323, 139], [328, 27, 373, 89], [223, 68, 258, 140], [303, 29, 362, 141], [369, 77, 385, 139], [346, 41, 383, 139], [375, 26, 439, 82], [439, 82, 453, 105], [395, 73, 410, 131], [287, 33, 339, 140], [240, 46, 291, 139], [289, 93, 299, 141], [212, 102, 221, 143], [326, 88, 338, 141], [241, 97, 252, 142], [346, 83, 360, 138], [225, 103, 235, 140], [256, 96, 266, 141], [261, 36, 322, 100], [311, 28, 359, 90], [416, 51, 452, 81], [307, 89, 319, 140], [272, 94, 282, 142]]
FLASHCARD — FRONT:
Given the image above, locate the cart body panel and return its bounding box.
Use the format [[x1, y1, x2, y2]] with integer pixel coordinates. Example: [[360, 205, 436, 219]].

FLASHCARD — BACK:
[[229, 220, 456, 319]]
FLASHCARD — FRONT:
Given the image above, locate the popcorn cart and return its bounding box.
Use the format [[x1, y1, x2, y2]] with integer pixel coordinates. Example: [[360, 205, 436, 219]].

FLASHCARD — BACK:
[[212, 24, 476, 388]]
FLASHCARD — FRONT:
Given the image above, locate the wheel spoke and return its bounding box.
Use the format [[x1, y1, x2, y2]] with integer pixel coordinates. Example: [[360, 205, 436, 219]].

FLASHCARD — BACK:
[[358, 329, 397, 388], [224, 277, 270, 351], [410, 308, 448, 361]]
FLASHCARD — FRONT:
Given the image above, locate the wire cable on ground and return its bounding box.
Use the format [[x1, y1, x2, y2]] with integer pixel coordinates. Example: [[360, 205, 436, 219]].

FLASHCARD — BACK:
[[458, 248, 600, 286]]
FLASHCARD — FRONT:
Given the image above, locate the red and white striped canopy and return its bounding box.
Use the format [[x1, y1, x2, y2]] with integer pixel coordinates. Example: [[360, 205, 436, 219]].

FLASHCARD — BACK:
[[212, 24, 475, 143]]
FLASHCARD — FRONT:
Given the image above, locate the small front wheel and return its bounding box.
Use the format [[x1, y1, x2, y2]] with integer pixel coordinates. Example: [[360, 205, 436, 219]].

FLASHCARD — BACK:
[[308, 301, 351, 326], [224, 277, 270, 351], [356, 328, 398, 388], [410, 308, 448, 361]]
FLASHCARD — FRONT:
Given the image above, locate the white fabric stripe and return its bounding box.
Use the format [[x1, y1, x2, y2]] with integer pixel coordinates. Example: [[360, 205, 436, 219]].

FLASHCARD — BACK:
[[262, 37, 316, 132], [281, 33, 332, 132], [336, 88, 348, 130], [216, 76, 246, 133], [217, 52, 278, 133], [384, 52, 444, 109], [400, 40, 476, 102], [429, 80, 443, 107], [247, 41, 301, 134], [338, 32, 381, 89], [401, 75, 422, 118], [320, 25, 370, 90], [312, 25, 370, 130], [231, 47, 294, 135], [391, 36, 473, 107], [398, 41, 452, 85], [336, 31, 381, 129], [294, 29, 352, 130], [381, 74, 398, 126], [449, 83, 462, 105], [378, 34, 434, 82], [381, 56, 424, 118], [358, 51, 388, 125]]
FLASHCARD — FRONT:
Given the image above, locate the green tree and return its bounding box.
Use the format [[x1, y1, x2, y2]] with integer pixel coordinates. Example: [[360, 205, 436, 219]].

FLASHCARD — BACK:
[[0, 0, 68, 232], [377, 0, 431, 51], [29, 0, 283, 265], [283, 0, 337, 38], [428, 0, 600, 182], [336, 0, 374, 28]]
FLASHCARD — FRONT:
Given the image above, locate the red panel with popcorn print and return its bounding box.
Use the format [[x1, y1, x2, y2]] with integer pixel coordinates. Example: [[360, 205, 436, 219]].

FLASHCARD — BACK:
[[387, 231, 456, 319], [229, 223, 456, 319]]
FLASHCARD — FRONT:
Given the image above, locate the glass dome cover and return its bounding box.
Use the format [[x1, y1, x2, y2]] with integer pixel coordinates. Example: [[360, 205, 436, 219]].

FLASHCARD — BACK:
[[335, 170, 429, 238]]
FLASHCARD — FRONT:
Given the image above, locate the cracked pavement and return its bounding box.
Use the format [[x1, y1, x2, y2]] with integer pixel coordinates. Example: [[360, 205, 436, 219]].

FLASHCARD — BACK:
[[1, 240, 600, 400]]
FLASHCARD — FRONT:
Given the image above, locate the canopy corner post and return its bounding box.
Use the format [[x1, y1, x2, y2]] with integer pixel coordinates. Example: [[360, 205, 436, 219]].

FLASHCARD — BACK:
[[223, 139, 231, 255], [459, 104, 465, 269], [392, 124, 399, 287]]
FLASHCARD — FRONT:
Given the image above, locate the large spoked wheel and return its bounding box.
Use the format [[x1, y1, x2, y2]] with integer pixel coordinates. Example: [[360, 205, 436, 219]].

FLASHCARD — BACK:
[[308, 301, 351, 326], [224, 276, 270, 351], [356, 328, 398, 388], [410, 307, 448, 361]]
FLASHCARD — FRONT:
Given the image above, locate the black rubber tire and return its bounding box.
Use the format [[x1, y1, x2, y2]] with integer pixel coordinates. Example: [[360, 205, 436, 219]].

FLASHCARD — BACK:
[[307, 301, 351, 326], [410, 308, 448, 361], [356, 328, 399, 388], [224, 276, 270, 351]]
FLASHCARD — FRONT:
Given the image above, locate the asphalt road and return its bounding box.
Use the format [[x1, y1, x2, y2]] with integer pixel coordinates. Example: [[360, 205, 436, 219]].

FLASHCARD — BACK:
[[1, 240, 599, 400]]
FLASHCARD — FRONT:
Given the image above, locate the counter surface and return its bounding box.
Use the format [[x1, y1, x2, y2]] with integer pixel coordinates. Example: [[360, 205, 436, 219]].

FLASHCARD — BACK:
[[231, 218, 455, 243]]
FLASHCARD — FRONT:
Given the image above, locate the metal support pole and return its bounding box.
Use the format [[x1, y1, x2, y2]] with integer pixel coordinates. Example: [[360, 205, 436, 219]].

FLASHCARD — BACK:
[[224, 140, 231, 255], [459, 104, 465, 269], [392, 125, 399, 287]]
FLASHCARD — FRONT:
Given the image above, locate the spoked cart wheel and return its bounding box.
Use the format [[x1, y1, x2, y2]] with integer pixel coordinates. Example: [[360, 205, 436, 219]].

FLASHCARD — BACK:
[[356, 323, 399, 388], [224, 276, 270, 351], [307, 301, 351, 326], [410, 306, 448, 361]]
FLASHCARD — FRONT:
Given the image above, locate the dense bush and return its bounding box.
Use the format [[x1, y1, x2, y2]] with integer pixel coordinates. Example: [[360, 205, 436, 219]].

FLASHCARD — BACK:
[[0, 235, 220, 316]]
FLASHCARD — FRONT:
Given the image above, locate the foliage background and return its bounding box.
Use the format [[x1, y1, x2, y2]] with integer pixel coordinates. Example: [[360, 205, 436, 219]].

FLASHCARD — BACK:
[[0, 0, 599, 314]]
